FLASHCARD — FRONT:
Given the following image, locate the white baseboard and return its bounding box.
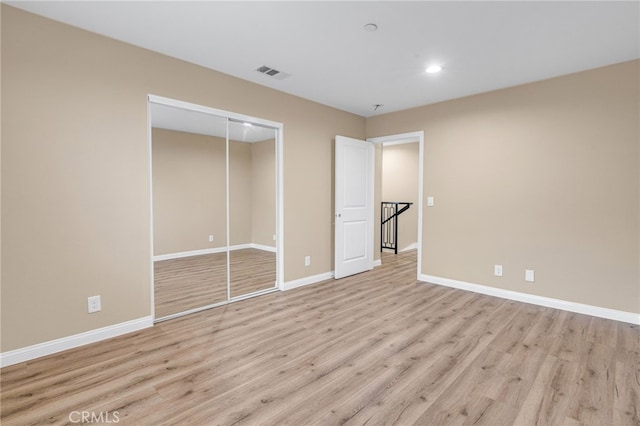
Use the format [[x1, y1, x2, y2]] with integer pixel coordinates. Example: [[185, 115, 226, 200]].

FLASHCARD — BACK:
[[154, 243, 276, 261], [154, 247, 225, 261], [250, 243, 277, 253], [400, 242, 418, 252], [284, 259, 381, 290], [420, 274, 640, 325], [0, 316, 153, 368], [283, 271, 334, 291]]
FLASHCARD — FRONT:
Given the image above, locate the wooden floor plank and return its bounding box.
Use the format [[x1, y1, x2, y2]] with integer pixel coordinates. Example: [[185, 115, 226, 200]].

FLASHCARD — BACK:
[[567, 339, 617, 425], [513, 354, 580, 426], [2, 250, 638, 426]]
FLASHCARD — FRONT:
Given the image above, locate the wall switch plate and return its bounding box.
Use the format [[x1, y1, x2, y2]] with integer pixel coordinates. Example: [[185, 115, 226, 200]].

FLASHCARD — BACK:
[[88, 295, 101, 313], [304, 256, 311, 267], [427, 196, 434, 207], [525, 269, 535, 282], [494, 264, 503, 277], [208, 235, 214, 242]]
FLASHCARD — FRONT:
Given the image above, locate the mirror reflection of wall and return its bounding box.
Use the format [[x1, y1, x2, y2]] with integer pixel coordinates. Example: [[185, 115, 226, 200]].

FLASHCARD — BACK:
[[150, 101, 278, 320], [152, 126, 229, 318], [228, 121, 276, 297], [153, 129, 227, 256]]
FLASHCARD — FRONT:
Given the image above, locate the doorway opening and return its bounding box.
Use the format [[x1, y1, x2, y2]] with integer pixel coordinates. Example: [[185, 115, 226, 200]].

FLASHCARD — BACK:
[[380, 140, 419, 254], [368, 132, 424, 280]]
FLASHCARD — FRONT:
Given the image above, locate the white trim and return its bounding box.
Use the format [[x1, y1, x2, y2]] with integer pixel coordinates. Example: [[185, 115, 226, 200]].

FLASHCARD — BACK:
[[147, 99, 156, 320], [155, 302, 228, 323], [370, 132, 422, 144], [230, 287, 279, 302], [400, 242, 418, 252], [419, 274, 640, 325], [148, 95, 279, 130], [229, 243, 276, 253], [367, 131, 424, 282], [0, 316, 153, 368], [373, 259, 382, 267], [251, 243, 277, 253], [283, 272, 334, 291], [152, 244, 276, 262], [154, 247, 227, 261], [417, 134, 424, 281], [225, 119, 231, 301], [276, 125, 284, 290], [382, 139, 419, 147]]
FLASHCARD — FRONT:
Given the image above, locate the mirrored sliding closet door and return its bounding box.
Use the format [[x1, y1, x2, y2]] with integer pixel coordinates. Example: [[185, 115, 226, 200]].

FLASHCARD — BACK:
[[228, 120, 277, 299], [149, 96, 281, 321]]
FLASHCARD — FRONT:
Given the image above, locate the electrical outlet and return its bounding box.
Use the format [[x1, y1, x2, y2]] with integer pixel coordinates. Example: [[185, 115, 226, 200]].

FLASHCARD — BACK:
[[208, 235, 214, 242], [88, 295, 101, 313], [494, 264, 503, 277], [525, 269, 535, 282], [304, 256, 311, 267], [273, 234, 276, 241]]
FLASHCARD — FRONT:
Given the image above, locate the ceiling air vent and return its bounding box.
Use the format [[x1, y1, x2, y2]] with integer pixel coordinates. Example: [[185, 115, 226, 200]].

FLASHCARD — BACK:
[[256, 65, 291, 80]]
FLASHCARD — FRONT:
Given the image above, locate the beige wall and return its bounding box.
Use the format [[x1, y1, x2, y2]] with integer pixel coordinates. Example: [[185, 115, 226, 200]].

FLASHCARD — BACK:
[[1, 6, 365, 352], [1, 5, 637, 355], [381, 143, 419, 252], [368, 60, 640, 314]]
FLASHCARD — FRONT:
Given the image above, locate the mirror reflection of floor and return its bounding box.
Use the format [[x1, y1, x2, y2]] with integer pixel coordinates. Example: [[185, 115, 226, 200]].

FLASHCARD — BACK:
[[229, 249, 277, 298], [154, 248, 276, 318]]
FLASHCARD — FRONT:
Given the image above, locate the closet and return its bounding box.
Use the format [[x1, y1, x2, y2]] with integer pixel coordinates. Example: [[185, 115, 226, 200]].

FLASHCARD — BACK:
[[148, 96, 282, 321]]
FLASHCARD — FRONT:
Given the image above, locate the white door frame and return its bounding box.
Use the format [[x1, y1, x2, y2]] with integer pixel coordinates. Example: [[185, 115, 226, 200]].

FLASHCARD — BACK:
[[367, 131, 424, 280], [147, 94, 285, 321]]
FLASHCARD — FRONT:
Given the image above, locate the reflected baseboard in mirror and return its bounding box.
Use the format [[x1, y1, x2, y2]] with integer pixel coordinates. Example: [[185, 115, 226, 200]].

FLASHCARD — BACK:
[[154, 248, 276, 318]]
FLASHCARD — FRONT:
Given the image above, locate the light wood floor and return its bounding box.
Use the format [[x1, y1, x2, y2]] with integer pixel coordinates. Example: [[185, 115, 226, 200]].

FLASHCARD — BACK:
[[154, 248, 276, 318], [2, 251, 639, 425]]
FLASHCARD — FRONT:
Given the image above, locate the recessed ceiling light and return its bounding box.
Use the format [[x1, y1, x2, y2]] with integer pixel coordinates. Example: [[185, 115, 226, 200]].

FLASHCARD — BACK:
[[426, 65, 443, 74], [363, 23, 378, 32]]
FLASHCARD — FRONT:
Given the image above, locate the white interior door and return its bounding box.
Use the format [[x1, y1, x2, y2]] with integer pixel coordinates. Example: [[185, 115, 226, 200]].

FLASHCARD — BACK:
[[335, 135, 374, 279]]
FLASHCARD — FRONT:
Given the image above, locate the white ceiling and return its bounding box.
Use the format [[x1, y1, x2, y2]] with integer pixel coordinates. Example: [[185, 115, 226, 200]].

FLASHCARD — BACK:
[[8, 1, 640, 117]]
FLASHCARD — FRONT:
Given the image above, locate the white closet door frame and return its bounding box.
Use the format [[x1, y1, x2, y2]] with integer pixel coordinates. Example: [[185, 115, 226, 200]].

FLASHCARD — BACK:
[[147, 94, 284, 322]]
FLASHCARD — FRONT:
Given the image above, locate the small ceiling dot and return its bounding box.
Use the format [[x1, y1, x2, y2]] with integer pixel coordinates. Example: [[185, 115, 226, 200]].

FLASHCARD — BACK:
[[363, 23, 378, 32]]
